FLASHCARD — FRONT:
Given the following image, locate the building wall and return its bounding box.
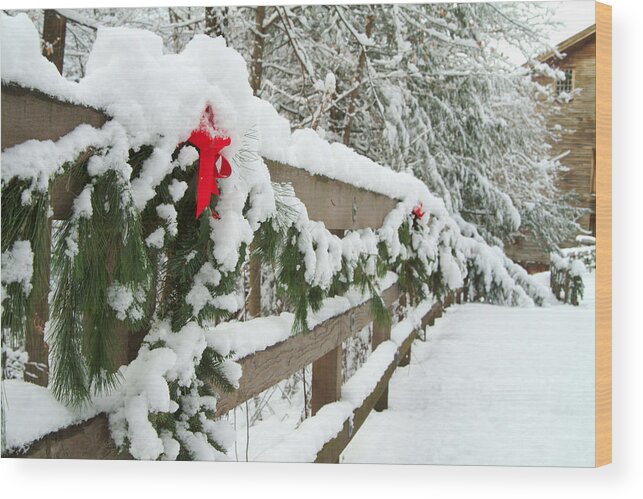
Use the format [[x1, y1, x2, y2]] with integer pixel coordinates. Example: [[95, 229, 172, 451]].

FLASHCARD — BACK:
[[549, 34, 597, 237], [505, 33, 596, 269]]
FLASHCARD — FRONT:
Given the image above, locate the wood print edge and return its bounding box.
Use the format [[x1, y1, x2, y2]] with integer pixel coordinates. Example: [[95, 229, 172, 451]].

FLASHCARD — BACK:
[[595, 1, 612, 467]]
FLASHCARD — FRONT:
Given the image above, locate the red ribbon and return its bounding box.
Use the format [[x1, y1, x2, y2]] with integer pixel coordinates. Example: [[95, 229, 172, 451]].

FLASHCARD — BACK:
[[186, 106, 232, 218], [413, 202, 426, 220]]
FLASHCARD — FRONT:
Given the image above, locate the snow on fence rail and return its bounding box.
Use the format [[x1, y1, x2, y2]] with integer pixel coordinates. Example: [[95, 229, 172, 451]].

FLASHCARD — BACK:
[[1, 83, 463, 460], [2, 16, 554, 461]]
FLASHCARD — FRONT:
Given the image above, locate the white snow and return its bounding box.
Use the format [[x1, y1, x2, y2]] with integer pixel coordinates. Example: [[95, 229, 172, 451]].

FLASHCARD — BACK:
[[145, 227, 165, 249], [168, 179, 188, 202], [206, 273, 398, 360], [185, 262, 223, 316], [207, 313, 293, 360], [258, 401, 355, 463], [0, 14, 562, 461], [0, 121, 127, 196], [243, 298, 432, 462], [222, 273, 595, 465], [0, 13, 81, 103], [570, 259, 587, 277], [1, 240, 34, 296], [105, 318, 232, 460], [342, 272, 596, 466], [174, 146, 199, 170], [107, 283, 134, 321], [72, 184, 94, 219], [156, 203, 178, 237], [2, 379, 99, 452]]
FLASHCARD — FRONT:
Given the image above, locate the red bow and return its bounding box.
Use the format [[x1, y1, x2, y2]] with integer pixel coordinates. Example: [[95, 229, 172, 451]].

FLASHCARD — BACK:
[[186, 106, 232, 218], [413, 202, 426, 219]]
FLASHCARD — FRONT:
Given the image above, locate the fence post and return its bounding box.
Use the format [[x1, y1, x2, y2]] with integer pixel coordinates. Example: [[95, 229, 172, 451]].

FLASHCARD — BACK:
[[24, 222, 51, 386], [42, 10, 67, 74], [372, 320, 391, 411], [311, 230, 345, 416], [396, 292, 412, 366], [311, 345, 342, 415], [247, 243, 261, 318]]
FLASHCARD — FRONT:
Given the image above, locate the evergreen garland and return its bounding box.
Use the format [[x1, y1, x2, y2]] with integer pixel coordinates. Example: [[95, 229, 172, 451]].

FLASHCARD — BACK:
[[46, 150, 155, 404], [1, 180, 50, 347], [2, 134, 544, 459]]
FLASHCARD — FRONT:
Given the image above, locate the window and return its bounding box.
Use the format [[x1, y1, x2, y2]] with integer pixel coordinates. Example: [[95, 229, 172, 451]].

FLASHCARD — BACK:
[[556, 69, 574, 95]]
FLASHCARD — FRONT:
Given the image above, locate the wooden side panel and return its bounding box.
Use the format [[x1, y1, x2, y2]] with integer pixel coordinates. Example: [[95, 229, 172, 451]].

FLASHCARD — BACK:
[[266, 159, 398, 230], [595, 1, 612, 468], [1, 84, 108, 151]]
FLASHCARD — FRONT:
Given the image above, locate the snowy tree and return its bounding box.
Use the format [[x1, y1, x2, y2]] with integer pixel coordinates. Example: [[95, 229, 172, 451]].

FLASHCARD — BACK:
[[15, 3, 582, 250], [366, 2, 583, 249]]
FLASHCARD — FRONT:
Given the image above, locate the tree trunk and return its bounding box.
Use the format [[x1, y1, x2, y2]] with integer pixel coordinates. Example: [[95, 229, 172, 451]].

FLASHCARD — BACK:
[[342, 15, 375, 146], [42, 10, 67, 74], [250, 6, 267, 95], [205, 7, 228, 39]]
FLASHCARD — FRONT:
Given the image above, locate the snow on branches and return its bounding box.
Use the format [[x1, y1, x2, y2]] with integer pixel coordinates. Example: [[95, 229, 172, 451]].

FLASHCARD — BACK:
[[2, 13, 550, 459]]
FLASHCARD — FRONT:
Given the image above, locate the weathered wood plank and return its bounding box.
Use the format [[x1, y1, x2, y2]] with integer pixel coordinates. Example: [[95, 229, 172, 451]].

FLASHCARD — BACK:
[[1, 84, 108, 151], [213, 283, 400, 416], [247, 245, 261, 318], [11, 298, 447, 460], [24, 221, 51, 386], [2, 86, 401, 228], [42, 10, 67, 74], [311, 345, 342, 415], [315, 301, 446, 463], [315, 329, 418, 463], [7, 415, 129, 460], [372, 320, 391, 411], [266, 159, 398, 230]]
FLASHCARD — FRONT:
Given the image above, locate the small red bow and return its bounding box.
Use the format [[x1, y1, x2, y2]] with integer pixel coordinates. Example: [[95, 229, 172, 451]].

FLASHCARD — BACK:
[[413, 202, 426, 219], [186, 106, 232, 218]]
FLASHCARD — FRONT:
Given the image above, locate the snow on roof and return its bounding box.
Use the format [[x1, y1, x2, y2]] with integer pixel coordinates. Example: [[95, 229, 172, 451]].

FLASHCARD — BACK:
[[538, 23, 596, 62]]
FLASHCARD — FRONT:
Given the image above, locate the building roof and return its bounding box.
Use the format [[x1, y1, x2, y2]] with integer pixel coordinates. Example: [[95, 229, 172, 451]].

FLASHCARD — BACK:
[[538, 24, 596, 63]]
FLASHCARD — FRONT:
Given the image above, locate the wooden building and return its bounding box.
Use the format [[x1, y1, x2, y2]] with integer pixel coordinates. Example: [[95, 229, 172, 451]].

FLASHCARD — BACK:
[[506, 24, 597, 271]]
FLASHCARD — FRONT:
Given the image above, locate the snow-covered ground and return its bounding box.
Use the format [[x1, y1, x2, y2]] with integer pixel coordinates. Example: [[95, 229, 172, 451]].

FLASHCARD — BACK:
[[3, 272, 595, 463], [342, 271, 596, 466], [225, 271, 595, 466]]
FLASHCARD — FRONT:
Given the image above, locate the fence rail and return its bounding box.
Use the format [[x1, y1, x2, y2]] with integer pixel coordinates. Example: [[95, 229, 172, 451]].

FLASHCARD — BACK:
[[2, 83, 462, 461]]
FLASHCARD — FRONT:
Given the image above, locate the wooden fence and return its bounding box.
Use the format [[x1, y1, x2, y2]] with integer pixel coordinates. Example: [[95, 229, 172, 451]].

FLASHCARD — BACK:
[[2, 84, 464, 461]]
